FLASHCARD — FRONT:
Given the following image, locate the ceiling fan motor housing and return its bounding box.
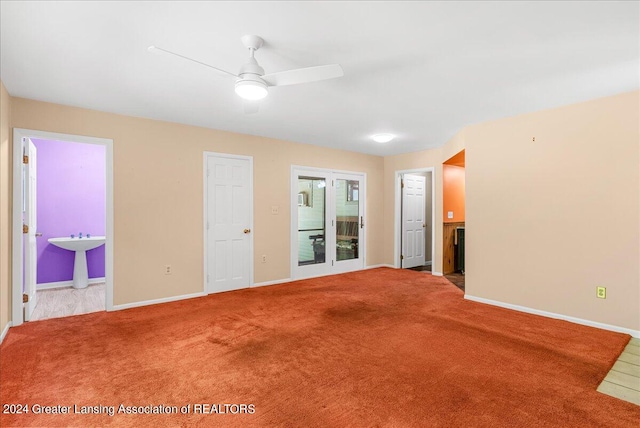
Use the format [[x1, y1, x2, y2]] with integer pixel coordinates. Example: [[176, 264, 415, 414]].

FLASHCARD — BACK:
[[238, 57, 265, 79], [235, 54, 268, 100]]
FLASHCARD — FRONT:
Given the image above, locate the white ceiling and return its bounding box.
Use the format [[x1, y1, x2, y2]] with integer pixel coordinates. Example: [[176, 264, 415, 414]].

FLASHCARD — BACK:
[[1, 1, 638, 156]]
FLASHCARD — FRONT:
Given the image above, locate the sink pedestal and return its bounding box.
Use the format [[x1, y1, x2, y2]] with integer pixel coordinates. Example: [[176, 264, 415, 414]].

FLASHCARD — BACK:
[[73, 250, 90, 289], [47, 237, 106, 289]]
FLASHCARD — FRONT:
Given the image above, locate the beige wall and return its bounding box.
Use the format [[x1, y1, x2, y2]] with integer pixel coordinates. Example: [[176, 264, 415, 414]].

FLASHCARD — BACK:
[[10, 97, 384, 306], [465, 90, 639, 331], [384, 91, 639, 331], [3, 85, 638, 334], [0, 82, 11, 336]]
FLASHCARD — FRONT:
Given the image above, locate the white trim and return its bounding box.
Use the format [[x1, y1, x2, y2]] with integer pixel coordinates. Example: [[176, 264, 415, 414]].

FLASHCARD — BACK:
[[203, 151, 254, 293], [464, 295, 640, 338], [394, 168, 435, 269], [290, 164, 365, 177], [203, 153, 208, 293], [37, 277, 106, 290], [0, 322, 12, 344], [252, 278, 292, 288], [290, 166, 367, 280], [12, 129, 114, 326], [112, 291, 207, 311], [365, 264, 395, 269], [432, 271, 444, 276], [253, 265, 393, 288]]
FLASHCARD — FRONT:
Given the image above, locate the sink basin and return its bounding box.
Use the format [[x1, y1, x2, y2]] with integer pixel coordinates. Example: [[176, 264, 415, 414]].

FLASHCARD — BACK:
[[48, 236, 106, 252], [48, 236, 106, 288]]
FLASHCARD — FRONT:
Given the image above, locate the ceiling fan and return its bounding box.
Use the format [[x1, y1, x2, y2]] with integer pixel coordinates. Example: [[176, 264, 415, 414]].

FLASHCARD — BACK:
[[148, 35, 344, 112]]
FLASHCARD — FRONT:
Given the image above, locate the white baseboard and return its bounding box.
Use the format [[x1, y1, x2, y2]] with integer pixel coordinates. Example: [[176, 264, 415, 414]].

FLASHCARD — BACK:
[[464, 295, 640, 338], [366, 264, 395, 269], [432, 271, 443, 276], [37, 277, 106, 290], [0, 321, 12, 344], [251, 265, 394, 288], [252, 278, 292, 288], [112, 291, 207, 311]]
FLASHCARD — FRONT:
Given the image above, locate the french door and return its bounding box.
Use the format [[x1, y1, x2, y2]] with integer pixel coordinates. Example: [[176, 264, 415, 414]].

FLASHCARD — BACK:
[[291, 167, 365, 280]]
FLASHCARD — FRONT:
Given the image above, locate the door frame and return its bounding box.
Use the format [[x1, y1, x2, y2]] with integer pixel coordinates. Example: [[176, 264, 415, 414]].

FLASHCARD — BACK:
[[203, 151, 254, 293], [12, 128, 114, 326], [290, 165, 366, 280], [394, 167, 435, 270]]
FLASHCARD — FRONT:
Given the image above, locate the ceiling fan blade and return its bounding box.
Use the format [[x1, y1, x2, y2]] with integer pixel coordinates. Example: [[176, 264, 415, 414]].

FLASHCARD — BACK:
[[262, 64, 344, 87], [147, 46, 238, 78], [243, 100, 260, 114]]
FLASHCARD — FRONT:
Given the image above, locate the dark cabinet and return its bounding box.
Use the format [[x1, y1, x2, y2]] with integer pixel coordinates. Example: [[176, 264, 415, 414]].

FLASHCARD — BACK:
[[455, 227, 465, 274]]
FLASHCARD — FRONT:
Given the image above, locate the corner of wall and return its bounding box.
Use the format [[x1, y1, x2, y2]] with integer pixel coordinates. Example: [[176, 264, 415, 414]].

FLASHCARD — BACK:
[[0, 80, 14, 341]]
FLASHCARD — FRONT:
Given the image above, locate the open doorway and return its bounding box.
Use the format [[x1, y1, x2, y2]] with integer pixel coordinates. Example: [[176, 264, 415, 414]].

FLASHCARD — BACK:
[[12, 129, 114, 325], [443, 150, 465, 291], [394, 168, 434, 272]]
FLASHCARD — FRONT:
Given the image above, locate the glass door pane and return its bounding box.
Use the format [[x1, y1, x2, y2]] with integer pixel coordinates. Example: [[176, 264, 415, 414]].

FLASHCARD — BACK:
[[335, 179, 360, 262], [297, 176, 326, 266]]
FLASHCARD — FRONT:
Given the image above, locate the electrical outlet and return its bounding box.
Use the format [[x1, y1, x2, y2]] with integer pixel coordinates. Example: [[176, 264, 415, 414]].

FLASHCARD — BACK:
[[596, 286, 606, 299], [165, 265, 172, 275], [261, 255, 267, 263], [271, 206, 279, 215]]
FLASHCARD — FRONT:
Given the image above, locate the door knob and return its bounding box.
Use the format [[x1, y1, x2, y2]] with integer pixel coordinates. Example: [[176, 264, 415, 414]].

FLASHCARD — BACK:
[[244, 229, 251, 234]]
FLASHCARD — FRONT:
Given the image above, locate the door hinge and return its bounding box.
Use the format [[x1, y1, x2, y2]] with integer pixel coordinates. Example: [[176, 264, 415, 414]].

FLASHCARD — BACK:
[[23, 155, 29, 164], [23, 224, 28, 234], [401, 179, 404, 189], [23, 294, 28, 303], [332, 260, 334, 266], [360, 216, 364, 229], [400, 254, 404, 260]]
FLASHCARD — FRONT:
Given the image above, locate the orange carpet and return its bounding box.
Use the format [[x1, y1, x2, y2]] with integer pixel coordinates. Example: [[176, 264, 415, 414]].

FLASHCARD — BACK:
[[1, 268, 638, 427]]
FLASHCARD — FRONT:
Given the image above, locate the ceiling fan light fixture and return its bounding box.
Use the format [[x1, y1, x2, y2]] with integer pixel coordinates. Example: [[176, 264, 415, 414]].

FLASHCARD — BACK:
[[371, 133, 395, 143], [235, 79, 268, 100]]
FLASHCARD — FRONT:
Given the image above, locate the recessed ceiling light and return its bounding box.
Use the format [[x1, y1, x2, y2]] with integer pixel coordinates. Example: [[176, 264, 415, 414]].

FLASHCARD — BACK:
[[371, 133, 395, 143]]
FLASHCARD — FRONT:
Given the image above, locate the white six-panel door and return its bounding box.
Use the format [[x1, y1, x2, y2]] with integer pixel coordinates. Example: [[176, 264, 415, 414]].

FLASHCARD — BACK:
[[24, 139, 38, 320], [402, 173, 426, 269], [205, 153, 253, 293]]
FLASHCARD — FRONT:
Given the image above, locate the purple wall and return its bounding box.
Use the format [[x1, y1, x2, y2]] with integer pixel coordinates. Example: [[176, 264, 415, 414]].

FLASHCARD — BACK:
[[33, 139, 106, 284]]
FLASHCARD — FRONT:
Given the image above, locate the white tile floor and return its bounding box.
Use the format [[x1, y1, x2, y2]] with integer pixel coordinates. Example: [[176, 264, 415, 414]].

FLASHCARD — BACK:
[[30, 283, 105, 321]]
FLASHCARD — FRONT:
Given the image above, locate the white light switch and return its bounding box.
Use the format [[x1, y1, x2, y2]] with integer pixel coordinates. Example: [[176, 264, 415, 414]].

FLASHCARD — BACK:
[[448, 211, 454, 219], [271, 206, 279, 215]]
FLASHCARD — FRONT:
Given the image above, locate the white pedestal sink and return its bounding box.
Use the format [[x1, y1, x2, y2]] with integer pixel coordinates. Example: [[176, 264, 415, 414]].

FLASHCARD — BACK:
[[48, 236, 106, 289]]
